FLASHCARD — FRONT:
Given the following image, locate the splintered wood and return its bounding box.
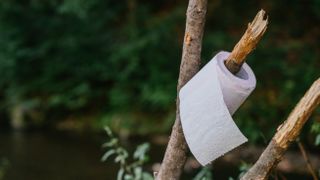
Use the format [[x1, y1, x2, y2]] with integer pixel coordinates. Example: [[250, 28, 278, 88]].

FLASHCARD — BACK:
[[158, 9, 269, 180], [241, 78, 320, 180], [225, 10, 268, 74]]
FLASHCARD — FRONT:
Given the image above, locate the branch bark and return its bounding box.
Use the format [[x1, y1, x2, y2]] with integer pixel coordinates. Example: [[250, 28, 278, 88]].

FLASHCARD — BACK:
[[241, 78, 320, 180], [157, 9, 268, 179], [156, 0, 208, 179], [225, 10, 268, 74]]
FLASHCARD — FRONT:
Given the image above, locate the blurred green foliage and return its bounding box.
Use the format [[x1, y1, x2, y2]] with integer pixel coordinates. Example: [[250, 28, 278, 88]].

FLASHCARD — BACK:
[[101, 127, 153, 180], [0, 0, 319, 143], [0, 158, 9, 180], [193, 167, 212, 180], [311, 122, 320, 146]]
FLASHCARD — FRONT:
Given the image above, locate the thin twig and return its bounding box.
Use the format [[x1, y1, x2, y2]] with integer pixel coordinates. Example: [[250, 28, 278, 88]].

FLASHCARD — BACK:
[[297, 139, 319, 180], [225, 10, 268, 74]]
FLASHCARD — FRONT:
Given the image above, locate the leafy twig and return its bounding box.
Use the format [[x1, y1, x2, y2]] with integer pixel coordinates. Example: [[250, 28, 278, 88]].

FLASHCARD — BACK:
[[101, 126, 153, 180]]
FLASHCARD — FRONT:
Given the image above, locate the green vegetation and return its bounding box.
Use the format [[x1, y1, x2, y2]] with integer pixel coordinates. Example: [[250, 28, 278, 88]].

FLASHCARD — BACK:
[[311, 122, 320, 146], [0, 1, 319, 143], [193, 167, 212, 180], [0, 1, 318, 179], [0, 158, 9, 180], [101, 126, 229, 180], [101, 127, 153, 180]]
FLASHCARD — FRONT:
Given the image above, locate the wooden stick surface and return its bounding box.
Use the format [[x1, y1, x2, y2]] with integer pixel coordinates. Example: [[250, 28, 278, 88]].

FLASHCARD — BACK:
[[156, 0, 208, 179], [225, 10, 268, 74], [157, 9, 269, 179], [241, 78, 320, 180]]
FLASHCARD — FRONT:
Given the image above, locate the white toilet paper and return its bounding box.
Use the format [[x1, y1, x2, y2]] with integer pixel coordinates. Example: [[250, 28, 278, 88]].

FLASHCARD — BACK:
[[179, 51, 256, 166]]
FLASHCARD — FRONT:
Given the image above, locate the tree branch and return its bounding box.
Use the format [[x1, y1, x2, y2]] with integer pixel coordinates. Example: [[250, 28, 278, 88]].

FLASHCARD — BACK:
[[157, 9, 268, 179], [157, 0, 208, 179], [241, 78, 320, 180], [225, 10, 268, 74]]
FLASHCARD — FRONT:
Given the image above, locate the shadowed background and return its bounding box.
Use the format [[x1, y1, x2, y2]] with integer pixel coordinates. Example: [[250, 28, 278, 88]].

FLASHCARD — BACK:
[[0, 0, 319, 179]]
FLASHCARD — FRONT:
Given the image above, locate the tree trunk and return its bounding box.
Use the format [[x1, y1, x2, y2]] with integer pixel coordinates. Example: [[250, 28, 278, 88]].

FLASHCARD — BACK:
[[156, 0, 208, 179]]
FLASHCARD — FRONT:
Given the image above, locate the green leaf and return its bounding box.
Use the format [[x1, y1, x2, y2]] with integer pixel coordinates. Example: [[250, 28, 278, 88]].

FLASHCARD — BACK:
[[114, 155, 123, 163], [102, 138, 118, 148], [133, 143, 150, 161], [133, 167, 142, 179], [117, 148, 129, 158], [315, 134, 320, 146], [101, 149, 116, 162], [193, 167, 212, 180], [142, 172, 154, 180], [117, 168, 124, 180], [239, 162, 251, 172], [311, 122, 320, 133], [115, 152, 127, 164], [104, 126, 113, 136], [124, 174, 134, 180]]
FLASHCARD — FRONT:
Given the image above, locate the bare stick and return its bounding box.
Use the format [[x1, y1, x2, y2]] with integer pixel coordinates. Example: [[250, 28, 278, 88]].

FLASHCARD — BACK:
[[297, 140, 319, 180], [241, 78, 320, 180], [156, 0, 208, 179], [225, 10, 268, 74]]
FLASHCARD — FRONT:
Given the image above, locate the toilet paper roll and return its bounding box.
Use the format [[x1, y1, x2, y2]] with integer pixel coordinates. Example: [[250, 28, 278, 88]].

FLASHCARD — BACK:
[[179, 51, 256, 166]]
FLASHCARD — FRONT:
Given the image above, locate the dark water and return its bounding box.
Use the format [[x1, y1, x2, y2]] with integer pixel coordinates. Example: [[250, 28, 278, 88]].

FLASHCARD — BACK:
[[0, 130, 314, 180], [0, 130, 236, 180], [0, 130, 117, 180]]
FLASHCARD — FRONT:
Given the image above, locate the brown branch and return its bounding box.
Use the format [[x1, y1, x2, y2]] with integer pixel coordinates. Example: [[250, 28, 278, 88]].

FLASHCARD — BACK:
[[156, 0, 208, 179], [157, 9, 268, 179], [241, 78, 320, 180], [225, 10, 268, 74], [297, 140, 319, 180]]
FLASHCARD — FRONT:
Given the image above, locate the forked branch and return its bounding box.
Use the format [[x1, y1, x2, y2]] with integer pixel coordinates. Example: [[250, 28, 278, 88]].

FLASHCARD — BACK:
[[158, 8, 268, 179]]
